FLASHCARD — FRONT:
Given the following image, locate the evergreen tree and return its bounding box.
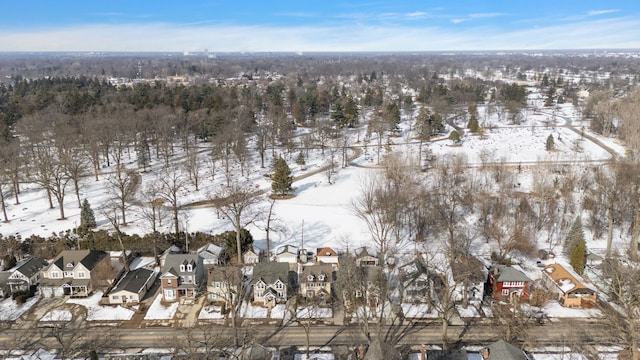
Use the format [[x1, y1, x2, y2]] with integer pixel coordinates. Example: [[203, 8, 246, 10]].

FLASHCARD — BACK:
[[564, 217, 585, 256], [136, 137, 151, 172], [416, 107, 432, 140], [431, 112, 445, 133], [271, 157, 293, 197], [80, 199, 96, 231], [448, 130, 461, 144], [546, 134, 555, 151], [295, 152, 306, 166], [467, 114, 479, 133], [214, 228, 253, 262], [570, 240, 586, 275]]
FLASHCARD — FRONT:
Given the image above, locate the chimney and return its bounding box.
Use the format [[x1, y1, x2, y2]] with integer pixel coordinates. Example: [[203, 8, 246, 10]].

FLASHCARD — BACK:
[[493, 267, 499, 275], [420, 344, 426, 360], [482, 348, 490, 360]]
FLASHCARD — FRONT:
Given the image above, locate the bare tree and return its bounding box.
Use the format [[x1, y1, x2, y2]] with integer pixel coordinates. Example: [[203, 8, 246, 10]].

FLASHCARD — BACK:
[[106, 166, 141, 226], [155, 169, 186, 235], [213, 181, 262, 264]]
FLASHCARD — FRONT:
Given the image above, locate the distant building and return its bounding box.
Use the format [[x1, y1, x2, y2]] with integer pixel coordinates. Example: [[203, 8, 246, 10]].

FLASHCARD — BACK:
[[299, 264, 333, 304], [252, 262, 291, 307], [6, 257, 48, 294], [274, 245, 299, 264], [243, 249, 260, 265], [316, 247, 339, 266]]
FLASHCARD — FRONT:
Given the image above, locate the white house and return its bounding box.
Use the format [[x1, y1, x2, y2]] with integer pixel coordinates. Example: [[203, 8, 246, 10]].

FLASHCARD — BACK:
[[40, 250, 109, 298]]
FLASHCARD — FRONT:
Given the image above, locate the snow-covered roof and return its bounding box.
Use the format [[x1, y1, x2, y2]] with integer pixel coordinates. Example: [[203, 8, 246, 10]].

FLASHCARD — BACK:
[[543, 263, 597, 294]]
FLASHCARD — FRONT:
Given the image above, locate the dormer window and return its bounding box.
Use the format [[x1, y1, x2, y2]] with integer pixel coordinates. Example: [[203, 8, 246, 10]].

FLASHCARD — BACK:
[[318, 274, 325, 281], [180, 264, 185, 272], [187, 264, 193, 272], [66, 262, 74, 268], [307, 275, 314, 282]]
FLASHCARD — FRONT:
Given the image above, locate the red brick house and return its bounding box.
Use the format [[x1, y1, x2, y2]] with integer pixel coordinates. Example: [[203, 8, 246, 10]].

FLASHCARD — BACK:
[[487, 265, 531, 301]]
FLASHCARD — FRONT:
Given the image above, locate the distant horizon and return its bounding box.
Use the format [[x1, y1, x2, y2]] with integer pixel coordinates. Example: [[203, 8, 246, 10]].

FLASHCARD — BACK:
[[2, 1, 639, 52]]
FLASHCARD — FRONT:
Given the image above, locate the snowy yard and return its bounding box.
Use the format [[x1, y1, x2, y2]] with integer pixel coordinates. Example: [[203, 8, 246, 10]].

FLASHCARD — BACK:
[[40, 309, 72, 322], [67, 291, 135, 321], [143, 294, 179, 320], [0, 296, 38, 321]]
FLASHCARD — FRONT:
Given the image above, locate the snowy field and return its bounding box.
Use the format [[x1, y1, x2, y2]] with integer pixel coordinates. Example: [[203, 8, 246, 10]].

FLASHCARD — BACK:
[[143, 294, 179, 320]]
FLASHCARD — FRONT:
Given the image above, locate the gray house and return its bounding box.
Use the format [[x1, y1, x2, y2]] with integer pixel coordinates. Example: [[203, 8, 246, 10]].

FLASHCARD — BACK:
[[252, 262, 291, 307], [7, 257, 48, 294], [40, 250, 109, 298], [109, 268, 157, 305], [159, 253, 204, 302]]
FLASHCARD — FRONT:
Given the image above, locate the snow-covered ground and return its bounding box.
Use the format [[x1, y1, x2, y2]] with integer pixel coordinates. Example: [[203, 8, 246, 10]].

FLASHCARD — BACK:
[[67, 291, 135, 321], [0, 296, 38, 321], [143, 294, 179, 320]]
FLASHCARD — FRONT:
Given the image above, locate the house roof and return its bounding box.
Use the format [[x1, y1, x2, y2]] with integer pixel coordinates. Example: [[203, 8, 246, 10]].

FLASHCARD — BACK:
[[490, 265, 531, 283], [301, 264, 334, 282], [277, 244, 298, 256], [15, 257, 48, 278], [316, 247, 337, 257], [110, 268, 155, 294], [252, 262, 289, 285], [356, 247, 375, 258], [161, 254, 199, 276], [197, 243, 223, 257], [50, 250, 107, 272], [208, 266, 242, 283], [484, 339, 529, 360], [543, 263, 597, 294]]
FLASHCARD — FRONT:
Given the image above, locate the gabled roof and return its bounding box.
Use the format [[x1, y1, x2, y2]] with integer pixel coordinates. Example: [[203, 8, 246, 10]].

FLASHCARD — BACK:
[[301, 264, 334, 282], [356, 247, 375, 258], [208, 266, 242, 283], [490, 265, 531, 283], [111, 268, 155, 294], [50, 250, 107, 272], [317, 247, 337, 257], [543, 263, 597, 294], [253, 262, 289, 285], [15, 257, 48, 278], [197, 243, 223, 257], [161, 254, 199, 275], [277, 245, 298, 256], [484, 339, 529, 360]]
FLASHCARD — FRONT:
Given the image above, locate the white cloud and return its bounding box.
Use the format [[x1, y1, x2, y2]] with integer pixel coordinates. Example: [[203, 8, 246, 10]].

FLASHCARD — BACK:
[[468, 12, 506, 19], [0, 17, 639, 52], [450, 19, 468, 24], [406, 11, 427, 18], [588, 9, 618, 16]]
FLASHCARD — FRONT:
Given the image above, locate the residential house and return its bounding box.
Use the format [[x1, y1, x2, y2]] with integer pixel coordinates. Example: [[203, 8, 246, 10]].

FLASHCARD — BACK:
[[40, 250, 109, 298], [481, 339, 532, 360], [207, 265, 243, 306], [275, 245, 299, 264], [243, 249, 260, 265], [159, 254, 204, 302], [451, 255, 486, 303], [542, 263, 597, 308], [355, 247, 378, 267], [299, 264, 334, 304], [338, 265, 383, 310], [398, 258, 434, 304], [316, 247, 339, 266], [252, 262, 291, 307], [487, 265, 531, 301], [197, 243, 225, 266], [6, 257, 48, 294], [108, 268, 156, 305]]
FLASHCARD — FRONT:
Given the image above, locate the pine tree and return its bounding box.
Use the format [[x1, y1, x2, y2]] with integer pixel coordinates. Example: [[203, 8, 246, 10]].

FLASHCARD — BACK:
[[448, 130, 461, 144], [564, 217, 585, 257], [136, 137, 151, 172], [570, 240, 586, 275], [295, 152, 306, 166], [546, 134, 555, 151], [80, 199, 96, 231], [271, 157, 293, 197], [467, 114, 479, 133]]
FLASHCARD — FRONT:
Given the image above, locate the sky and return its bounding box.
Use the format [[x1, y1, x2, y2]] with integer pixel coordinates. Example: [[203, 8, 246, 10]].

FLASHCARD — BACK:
[[1, 1, 639, 52]]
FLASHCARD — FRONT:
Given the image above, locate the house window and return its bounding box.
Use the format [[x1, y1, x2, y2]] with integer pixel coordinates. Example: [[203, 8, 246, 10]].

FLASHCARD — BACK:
[[187, 264, 193, 272], [277, 291, 284, 298], [180, 265, 185, 272], [63, 271, 73, 278], [51, 271, 60, 278], [167, 279, 172, 285], [318, 274, 325, 281], [112, 295, 119, 300], [502, 289, 509, 296], [307, 275, 314, 281], [77, 272, 86, 278], [256, 282, 265, 290], [275, 282, 283, 289]]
